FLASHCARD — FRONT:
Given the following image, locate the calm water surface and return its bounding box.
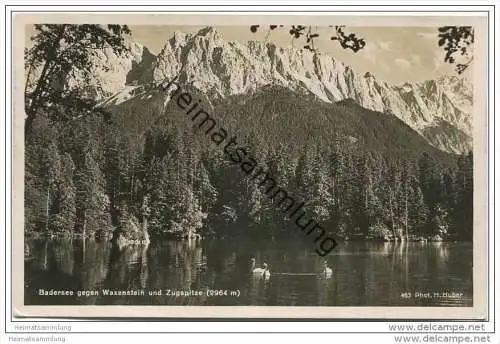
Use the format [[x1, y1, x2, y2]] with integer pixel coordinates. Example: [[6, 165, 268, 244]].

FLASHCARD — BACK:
[[24, 238, 472, 306]]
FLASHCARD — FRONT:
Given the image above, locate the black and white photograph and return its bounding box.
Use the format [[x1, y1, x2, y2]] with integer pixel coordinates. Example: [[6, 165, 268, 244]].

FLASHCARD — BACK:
[[14, 13, 489, 319]]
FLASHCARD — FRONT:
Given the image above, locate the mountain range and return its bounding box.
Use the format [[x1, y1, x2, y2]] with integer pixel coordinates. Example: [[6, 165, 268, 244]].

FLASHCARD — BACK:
[[64, 26, 473, 154], [24, 25, 475, 246]]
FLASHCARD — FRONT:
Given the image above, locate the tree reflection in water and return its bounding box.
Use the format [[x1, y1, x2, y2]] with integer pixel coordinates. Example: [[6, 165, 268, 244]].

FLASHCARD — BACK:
[[24, 238, 472, 306]]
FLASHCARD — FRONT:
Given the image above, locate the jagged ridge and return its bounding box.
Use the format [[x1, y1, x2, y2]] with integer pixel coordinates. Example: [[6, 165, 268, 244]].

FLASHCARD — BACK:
[[64, 27, 473, 154]]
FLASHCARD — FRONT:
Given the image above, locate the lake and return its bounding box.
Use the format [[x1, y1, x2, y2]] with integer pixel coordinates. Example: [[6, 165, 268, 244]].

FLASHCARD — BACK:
[[24, 238, 473, 306]]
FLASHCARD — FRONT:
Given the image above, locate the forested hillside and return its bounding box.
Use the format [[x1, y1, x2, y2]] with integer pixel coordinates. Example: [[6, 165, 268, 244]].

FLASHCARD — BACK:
[[25, 83, 473, 243], [24, 25, 473, 245]]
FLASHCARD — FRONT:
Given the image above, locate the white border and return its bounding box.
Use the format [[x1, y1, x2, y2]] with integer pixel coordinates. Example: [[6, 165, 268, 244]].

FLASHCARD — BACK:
[[1, 2, 497, 342]]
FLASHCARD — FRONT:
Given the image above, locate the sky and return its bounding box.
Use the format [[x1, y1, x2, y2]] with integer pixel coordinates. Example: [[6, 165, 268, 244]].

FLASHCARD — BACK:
[[129, 25, 466, 85]]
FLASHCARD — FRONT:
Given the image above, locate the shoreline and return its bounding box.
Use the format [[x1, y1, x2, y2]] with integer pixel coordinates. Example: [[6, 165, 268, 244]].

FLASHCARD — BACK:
[[23, 231, 472, 244]]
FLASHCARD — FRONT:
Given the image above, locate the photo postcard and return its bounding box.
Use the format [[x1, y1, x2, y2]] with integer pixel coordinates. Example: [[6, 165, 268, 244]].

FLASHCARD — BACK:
[[11, 12, 489, 319]]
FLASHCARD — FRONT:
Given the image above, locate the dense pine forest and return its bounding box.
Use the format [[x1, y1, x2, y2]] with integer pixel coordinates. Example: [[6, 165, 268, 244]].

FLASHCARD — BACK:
[[25, 85, 473, 244], [24, 25, 473, 245]]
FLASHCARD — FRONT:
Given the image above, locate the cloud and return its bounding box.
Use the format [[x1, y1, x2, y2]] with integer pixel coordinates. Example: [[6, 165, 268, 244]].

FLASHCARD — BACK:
[[432, 51, 445, 72], [417, 31, 438, 41], [361, 40, 392, 64], [378, 41, 391, 51], [361, 42, 380, 64], [380, 63, 390, 72], [395, 58, 411, 69], [410, 54, 422, 65]]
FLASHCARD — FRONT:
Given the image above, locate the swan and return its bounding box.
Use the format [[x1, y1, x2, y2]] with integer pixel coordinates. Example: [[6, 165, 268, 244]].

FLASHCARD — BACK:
[[319, 261, 333, 279], [250, 258, 271, 280]]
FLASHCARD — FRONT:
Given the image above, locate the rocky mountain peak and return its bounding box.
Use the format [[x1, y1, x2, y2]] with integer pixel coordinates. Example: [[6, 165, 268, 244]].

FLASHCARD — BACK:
[[60, 26, 473, 154], [195, 26, 223, 39]]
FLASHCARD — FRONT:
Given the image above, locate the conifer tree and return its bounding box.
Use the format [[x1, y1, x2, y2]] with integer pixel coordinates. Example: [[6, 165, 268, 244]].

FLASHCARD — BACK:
[[75, 150, 112, 237], [52, 153, 77, 232]]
